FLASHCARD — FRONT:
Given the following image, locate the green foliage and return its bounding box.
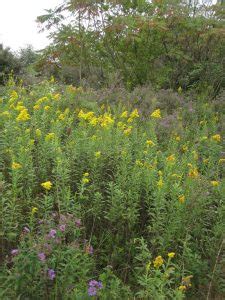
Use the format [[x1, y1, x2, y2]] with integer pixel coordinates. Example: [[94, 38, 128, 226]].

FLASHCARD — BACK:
[[36, 0, 225, 93], [0, 44, 21, 85], [0, 79, 224, 298]]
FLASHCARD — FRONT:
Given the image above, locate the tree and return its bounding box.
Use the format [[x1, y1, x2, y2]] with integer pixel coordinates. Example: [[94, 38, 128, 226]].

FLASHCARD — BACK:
[[0, 44, 21, 85], [37, 0, 225, 92]]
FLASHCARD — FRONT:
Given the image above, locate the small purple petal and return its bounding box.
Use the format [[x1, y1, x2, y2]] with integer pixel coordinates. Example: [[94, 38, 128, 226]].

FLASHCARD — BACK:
[[97, 281, 103, 289], [48, 229, 57, 239], [88, 286, 97, 296], [38, 252, 46, 262], [75, 219, 81, 227], [23, 226, 30, 233], [11, 249, 19, 256], [59, 224, 66, 232], [89, 280, 99, 287], [48, 269, 56, 280]]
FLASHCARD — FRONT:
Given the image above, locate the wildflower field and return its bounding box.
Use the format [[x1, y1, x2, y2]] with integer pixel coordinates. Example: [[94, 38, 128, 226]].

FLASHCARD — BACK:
[[0, 79, 224, 299]]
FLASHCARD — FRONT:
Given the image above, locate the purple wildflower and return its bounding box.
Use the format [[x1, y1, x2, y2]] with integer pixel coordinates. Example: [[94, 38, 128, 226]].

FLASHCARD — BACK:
[[59, 224, 66, 232], [89, 245, 94, 254], [89, 280, 99, 287], [11, 249, 19, 256], [23, 226, 30, 233], [75, 218, 81, 227], [88, 286, 97, 297], [38, 252, 46, 262], [48, 269, 56, 280], [97, 281, 103, 289], [48, 229, 57, 239], [84, 240, 94, 255]]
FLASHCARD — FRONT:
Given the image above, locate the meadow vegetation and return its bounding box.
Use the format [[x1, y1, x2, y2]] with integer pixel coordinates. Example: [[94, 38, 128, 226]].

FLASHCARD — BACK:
[[0, 0, 225, 299], [0, 78, 224, 299]]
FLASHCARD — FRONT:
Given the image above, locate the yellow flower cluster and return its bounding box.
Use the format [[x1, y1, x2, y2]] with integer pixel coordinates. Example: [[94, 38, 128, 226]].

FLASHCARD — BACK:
[[188, 167, 199, 178], [211, 180, 219, 187], [211, 134, 221, 142], [178, 195, 185, 204], [45, 133, 55, 141], [82, 172, 90, 184], [78, 110, 114, 128], [41, 181, 53, 190], [12, 162, 22, 170], [153, 255, 164, 268], [16, 108, 30, 122], [167, 154, 175, 162], [151, 109, 161, 118]]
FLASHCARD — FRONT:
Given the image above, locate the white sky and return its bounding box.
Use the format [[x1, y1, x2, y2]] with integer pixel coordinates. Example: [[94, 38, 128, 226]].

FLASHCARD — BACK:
[[0, 0, 62, 52]]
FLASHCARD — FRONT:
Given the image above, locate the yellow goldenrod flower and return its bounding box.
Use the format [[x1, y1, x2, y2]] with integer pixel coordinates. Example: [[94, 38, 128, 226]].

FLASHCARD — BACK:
[[182, 275, 193, 286], [175, 135, 181, 141], [15, 104, 26, 111], [130, 109, 139, 119], [44, 105, 51, 111], [136, 160, 144, 167], [124, 127, 132, 135], [117, 122, 126, 129], [16, 109, 30, 122], [33, 104, 40, 110], [45, 133, 55, 141], [151, 109, 161, 119], [219, 158, 225, 164], [153, 255, 164, 268], [167, 154, 175, 162], [82, 178, 90, 184], [95, 151, 101, 158], [188, 168, 199, 178], [146, 261, 151, 272], [9, 91, 19, 104], [36, 129, 42, 137], [203, 158, 209, 164], [178, 285, 187, 292], [89, 117, 98, 126], [100, 113, 114, 127], [41, 181, 53, 190], [168, 252, 175, 258], [12, 162, 22, 170], [146, 140, 155, 147], [36, 96, 48, 105], [212, 134, 221, 142], [211, 180, 219, 187], [31, 207, 38, 214], [199, 120, 206, 125], [192, 151, 198, 160], [58, 113, 65, 121], [120, 111, 128, 118], [53, 93, 60, 100], [178, 195, 185, 204], [157, 177, 164, 188], [78, 110, 95, 121], [182, 145, 188, 152]]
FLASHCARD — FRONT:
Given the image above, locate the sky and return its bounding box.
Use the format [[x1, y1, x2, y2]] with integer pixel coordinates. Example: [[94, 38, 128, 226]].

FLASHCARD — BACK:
[[0, 0, 62, 52]]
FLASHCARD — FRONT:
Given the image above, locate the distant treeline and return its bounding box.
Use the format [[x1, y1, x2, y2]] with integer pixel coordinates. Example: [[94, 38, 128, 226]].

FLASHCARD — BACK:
[[1, 0, 225, 94]]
